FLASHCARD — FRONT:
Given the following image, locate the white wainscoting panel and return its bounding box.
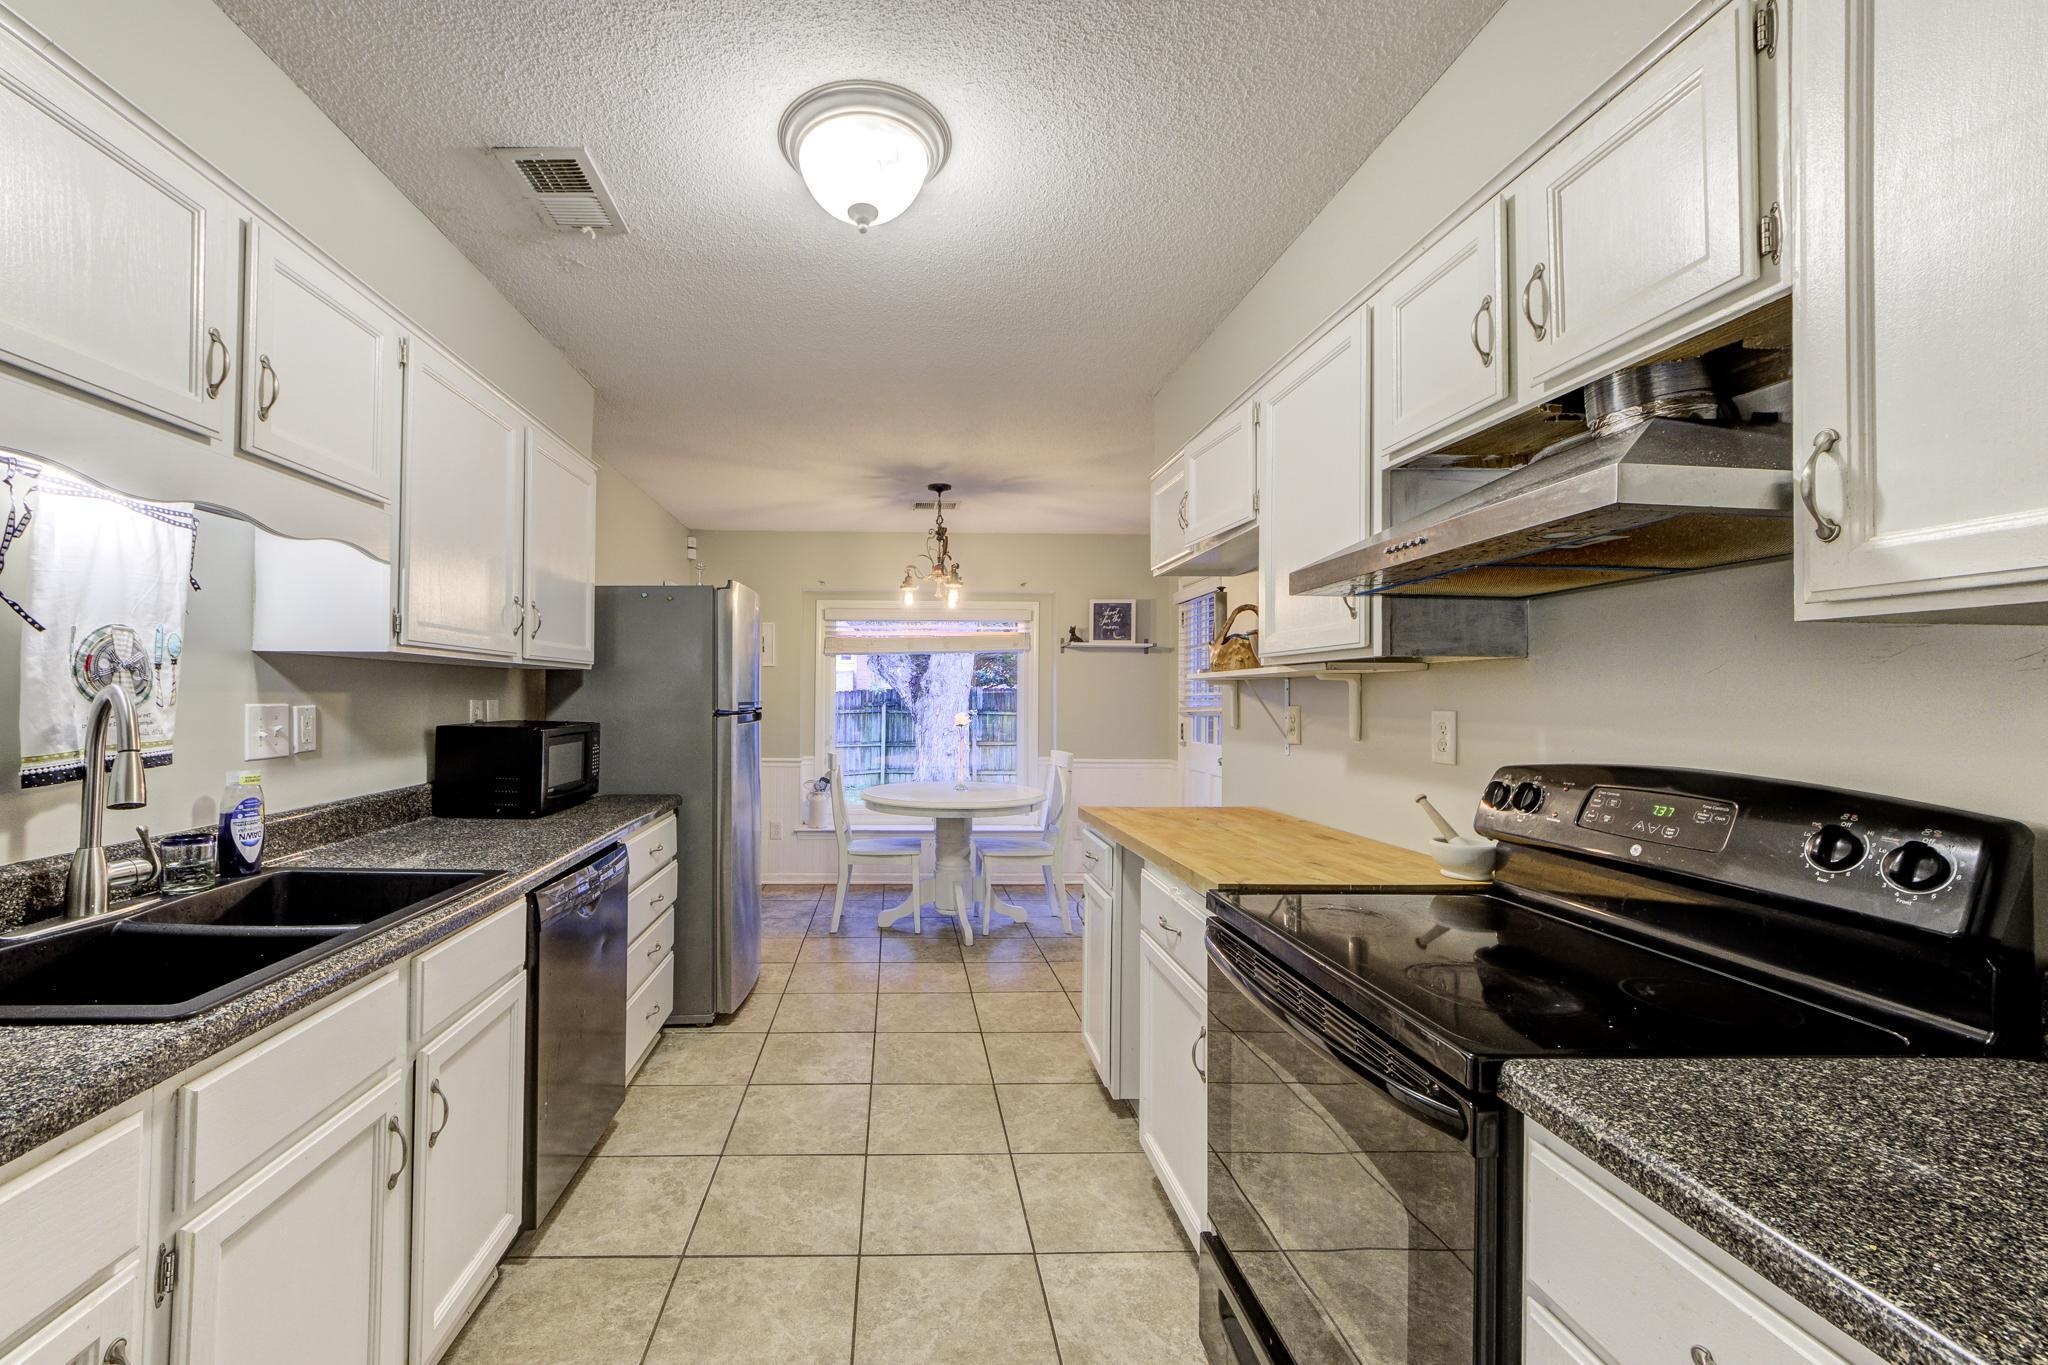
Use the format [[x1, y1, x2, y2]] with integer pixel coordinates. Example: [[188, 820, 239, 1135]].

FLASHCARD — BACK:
[[760, 757, 1177, 885]]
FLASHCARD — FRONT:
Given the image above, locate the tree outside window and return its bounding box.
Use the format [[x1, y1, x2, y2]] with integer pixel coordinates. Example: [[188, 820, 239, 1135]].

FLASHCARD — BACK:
[[831, 649, 1020, 799]]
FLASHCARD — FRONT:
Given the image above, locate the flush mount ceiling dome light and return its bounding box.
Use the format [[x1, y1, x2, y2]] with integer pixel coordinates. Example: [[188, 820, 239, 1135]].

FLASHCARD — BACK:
[[778, 80, 951, 233]]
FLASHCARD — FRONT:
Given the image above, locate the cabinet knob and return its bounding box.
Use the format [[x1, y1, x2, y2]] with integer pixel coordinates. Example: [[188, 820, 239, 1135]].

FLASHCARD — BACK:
[[1799, 428, 1844, 543]]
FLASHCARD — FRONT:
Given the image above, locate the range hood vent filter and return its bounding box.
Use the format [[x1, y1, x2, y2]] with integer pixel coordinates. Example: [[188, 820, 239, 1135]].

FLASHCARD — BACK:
[[493, 146, 627, 235]]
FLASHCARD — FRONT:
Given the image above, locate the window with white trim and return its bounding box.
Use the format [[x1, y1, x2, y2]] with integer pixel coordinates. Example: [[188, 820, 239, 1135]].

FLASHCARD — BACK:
[[816, 601, 1037, 814], [1178, 588, 1224, 746]]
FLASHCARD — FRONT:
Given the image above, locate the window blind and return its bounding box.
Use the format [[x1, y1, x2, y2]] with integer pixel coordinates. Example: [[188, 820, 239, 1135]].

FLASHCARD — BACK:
[[821, 609, 1031, 655]]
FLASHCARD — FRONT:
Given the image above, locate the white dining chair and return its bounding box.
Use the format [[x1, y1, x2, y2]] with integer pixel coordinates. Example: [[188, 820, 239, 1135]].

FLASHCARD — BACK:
[[971, 750, 1075, 934], [827, 758, 928, 935]]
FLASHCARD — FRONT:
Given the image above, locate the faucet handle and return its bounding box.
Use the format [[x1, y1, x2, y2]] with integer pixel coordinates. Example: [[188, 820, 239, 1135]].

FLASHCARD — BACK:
[[108, 825, 164, 897]]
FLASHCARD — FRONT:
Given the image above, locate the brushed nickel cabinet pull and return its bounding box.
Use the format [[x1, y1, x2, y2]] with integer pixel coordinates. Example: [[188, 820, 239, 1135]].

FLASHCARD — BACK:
[[1521, 262, 1549, 341], [386, 1115, 409, 1190], [1471, 295, 1495, 366], [204, 328, 230, 398], [428, 1079, 451, 1147], [1800, 428, 1844, 543], [256, 354, 281, 419]]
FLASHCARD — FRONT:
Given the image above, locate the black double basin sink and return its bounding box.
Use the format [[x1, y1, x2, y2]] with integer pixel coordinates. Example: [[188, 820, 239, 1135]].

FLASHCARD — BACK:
[[0, 868, 494, 1024]]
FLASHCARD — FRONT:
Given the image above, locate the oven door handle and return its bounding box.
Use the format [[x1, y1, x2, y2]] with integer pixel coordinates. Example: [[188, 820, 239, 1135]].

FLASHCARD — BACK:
[[1207, 935, 1469, 1141]]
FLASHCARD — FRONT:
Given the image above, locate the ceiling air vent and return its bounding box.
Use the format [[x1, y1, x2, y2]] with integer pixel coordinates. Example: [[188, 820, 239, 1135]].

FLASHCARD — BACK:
[[492, 146, 626, 236]]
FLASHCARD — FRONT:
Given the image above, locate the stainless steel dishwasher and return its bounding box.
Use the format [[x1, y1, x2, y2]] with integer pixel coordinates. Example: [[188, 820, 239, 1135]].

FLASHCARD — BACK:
[[525, 843, 629, 1227]]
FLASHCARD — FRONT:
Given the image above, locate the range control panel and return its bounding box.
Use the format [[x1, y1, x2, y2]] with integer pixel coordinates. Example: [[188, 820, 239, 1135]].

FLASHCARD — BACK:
[[1473, 764, 2031, 939]]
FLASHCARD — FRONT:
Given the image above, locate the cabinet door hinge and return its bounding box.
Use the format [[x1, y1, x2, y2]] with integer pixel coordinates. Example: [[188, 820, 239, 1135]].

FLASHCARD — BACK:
[[1250, 402, 1261, 428], [391, 610, 403, 639], [1753, 0, 1777, 57], [1252, 490, 1260, 515], [154, 1243, 179, 1306], [1759, 202, 1783, 264], [398, 337, 411, 366]]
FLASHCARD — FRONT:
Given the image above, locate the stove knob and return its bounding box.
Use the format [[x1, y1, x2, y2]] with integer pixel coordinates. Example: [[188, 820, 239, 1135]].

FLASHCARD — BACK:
[[1510, 781, 1544, 813], [1482, 780, 1513, 809], [1804, 823, 1866, 872], [1880, 840, 1954, 894]]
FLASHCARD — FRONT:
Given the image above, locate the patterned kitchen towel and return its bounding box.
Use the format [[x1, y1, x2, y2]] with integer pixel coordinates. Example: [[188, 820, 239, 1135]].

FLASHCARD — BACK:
[[10, 462, 199, 788]]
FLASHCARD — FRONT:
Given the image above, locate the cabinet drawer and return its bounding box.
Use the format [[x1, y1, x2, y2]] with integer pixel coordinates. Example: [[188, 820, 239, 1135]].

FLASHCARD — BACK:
[[625, 815, 678, 889], [0, 1114, 146, 1345], [628, 863, 678, 942], [627, 907, 677, 999], [1, 1259, 143, 1365], [175, 971, 405, 1211], [1080, 828, 1117, 897], [1138, 868, 1207, 985], [1526, 1136, 1846, 1364], [626, 952, 674, 1083], [412, 899, 526, 1040]]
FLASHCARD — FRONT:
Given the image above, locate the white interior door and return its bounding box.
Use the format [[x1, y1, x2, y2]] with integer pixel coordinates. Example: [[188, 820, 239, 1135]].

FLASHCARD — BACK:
[[397, 339, 524, 658], [174, 1072, 407, 1365], [1795, 0, 2048, 614], [1509, 2, 1756, 394], [410, 975, 526, 1365], [1175, 587, 1223, 806], [1257, 309, 1372, 662], [1371, 198, 1511, 463], [520, 428, 597, 665], [0, 28, 239, 436], [239, 222, 402, 500]]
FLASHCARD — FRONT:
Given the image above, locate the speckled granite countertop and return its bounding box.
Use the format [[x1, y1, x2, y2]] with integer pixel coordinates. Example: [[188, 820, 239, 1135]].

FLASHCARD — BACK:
[[1501, 1057, 2048, 1365], [0, 793, 675, 1168]]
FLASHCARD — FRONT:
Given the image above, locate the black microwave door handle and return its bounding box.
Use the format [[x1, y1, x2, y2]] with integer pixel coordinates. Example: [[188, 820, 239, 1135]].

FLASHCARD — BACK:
[[1206, 934, 1469, 1142]]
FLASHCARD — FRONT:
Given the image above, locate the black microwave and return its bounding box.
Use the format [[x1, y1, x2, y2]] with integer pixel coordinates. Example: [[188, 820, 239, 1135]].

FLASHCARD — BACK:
[[432, 721, 600, 818]]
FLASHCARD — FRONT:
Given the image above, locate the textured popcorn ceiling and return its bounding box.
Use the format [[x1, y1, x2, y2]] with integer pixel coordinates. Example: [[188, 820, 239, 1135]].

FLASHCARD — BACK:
[[216, 0, 1504, 531]]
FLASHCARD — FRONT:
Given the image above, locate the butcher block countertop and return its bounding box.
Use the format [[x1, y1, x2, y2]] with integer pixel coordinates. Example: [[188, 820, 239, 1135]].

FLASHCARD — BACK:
[[1076, 806, 1479, 893]]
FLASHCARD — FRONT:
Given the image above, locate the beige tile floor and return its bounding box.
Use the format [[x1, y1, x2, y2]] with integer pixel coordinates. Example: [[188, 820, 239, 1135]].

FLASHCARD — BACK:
[[448, 883, 1206, 1365]]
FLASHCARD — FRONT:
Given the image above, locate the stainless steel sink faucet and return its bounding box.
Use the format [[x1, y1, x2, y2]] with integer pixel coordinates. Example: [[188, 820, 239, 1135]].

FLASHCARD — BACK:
[[65, 685, 162, 919]]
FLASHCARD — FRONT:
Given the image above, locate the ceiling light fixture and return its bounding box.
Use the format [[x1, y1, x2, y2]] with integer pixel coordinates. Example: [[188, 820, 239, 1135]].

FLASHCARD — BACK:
[[778, 80, 951, 233], [901, 483, 965, 607]]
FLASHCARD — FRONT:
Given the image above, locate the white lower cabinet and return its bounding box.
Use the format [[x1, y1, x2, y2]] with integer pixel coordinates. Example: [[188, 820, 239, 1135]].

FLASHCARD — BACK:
[[1080, 877, 1114, 1085], [1136, 867, 1207, 1246], [174, 1071, 410, 1365], [410, 974, 527, 1365], [1524, 1122, 1878, 1364]]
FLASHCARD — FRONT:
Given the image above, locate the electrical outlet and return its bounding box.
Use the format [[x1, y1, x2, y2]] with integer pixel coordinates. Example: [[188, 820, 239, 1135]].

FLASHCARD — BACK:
[[768, 819, 783, 840], [1431, 710, 1458, 765], [1284, 705, 1304, 745], [467, 699, 486, 723], [291, 704, 319, 754], [484, 698, 501, 721], [243, 704, 290, 760]]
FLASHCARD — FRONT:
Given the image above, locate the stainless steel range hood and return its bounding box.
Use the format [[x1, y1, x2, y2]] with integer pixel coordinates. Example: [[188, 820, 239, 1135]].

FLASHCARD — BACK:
[[1290, 417, 1793, 600]]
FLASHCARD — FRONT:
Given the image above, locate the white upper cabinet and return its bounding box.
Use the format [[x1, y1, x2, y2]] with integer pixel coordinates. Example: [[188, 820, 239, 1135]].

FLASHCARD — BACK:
[[397, 339, 524, 659], [1183, 401, 1258, 544], [239, 223, 403, 501], [1371, 199, 1512, 466], [1258, 309, 1372, 660], [0, 28, 239, 438], [1149, 457, 1191, 573], [1508, 2, 1757, 395], [520, 428, 598, 666], [1794, 0, 2048, 620]]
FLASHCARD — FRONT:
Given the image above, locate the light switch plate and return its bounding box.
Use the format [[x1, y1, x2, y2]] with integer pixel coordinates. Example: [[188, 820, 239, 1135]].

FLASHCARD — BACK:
[[244, 704, 290, 760], [292, 705, 318, 754], [1431, 710, 1457, 765], [484, 698, 501, 721]]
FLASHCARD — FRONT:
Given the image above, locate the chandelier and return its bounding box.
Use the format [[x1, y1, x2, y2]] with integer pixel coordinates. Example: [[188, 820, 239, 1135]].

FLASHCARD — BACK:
[[900, 482, 965, 607]]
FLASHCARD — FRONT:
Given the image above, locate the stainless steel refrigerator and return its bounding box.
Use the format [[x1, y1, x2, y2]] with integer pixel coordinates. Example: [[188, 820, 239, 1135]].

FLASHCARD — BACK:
[[546, 582, 763, 1023]]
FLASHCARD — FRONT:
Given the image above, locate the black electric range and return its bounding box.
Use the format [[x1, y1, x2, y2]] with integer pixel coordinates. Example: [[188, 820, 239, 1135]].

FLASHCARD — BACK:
[[1197, 765, 2038, 1365]]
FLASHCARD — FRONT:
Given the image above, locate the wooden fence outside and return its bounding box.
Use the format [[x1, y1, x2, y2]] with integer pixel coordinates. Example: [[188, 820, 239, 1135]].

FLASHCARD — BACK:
[[834, 686, 1018, 795]]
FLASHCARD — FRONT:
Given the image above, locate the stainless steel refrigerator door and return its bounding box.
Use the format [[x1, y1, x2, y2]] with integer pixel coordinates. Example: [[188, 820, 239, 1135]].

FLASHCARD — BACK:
[[717, 580, 763, 711], [717, 710, 764, 1012]]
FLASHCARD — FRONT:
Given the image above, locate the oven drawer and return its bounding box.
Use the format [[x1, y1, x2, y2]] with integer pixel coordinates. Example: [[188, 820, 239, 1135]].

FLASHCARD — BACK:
[[1139, 867, 1206, 983], [1525, 1132, 1852, 1364]]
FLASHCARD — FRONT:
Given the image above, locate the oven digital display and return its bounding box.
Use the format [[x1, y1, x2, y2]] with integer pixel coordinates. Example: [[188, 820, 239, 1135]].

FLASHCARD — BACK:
[[1577, 787, 1736, 851]]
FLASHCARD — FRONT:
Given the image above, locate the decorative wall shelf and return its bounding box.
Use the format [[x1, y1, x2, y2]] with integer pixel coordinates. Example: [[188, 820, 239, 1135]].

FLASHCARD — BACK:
[[1192, 659, 1428, 741], [1060, 638, 1163, 654]]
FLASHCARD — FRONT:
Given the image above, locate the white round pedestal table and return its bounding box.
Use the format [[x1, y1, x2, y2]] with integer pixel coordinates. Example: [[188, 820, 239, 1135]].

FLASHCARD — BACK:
[[858, 781, 1047, 945]]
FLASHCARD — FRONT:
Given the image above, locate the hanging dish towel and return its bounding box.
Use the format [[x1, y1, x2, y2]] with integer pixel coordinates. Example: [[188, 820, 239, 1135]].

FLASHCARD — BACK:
[[12, 467, 199, 789]]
